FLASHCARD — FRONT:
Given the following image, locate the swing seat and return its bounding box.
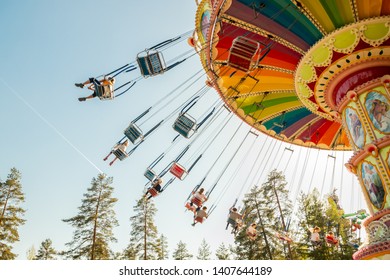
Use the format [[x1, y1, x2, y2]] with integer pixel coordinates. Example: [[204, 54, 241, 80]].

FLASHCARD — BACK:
[[137, 50, 166, 77], [144, 168, 157, 182], [124, 123, 144, 145], [325, 236, 338, 245], [352, 223, 361, 231], [195, 216, 204, 224], [191, 197, 203, 208], [169, 162, 188, 180], [112, 148, 128, 161], [185, 202, 196, 212], [227, 218, 237, 227], [148, 187, 159, 197], [228, 36, 260, 73], [173, 113, 197, 138], [96, 84, 114, 100]]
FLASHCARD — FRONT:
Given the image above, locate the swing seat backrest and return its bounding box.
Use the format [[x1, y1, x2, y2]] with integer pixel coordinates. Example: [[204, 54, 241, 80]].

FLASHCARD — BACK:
[[124, 123, 144, 145], [228, 36, 260, 73], [169, 162, 188, 180], [191, 197, 202, 208], [173, 113, 197, 138], [137, 50, 166, 77], [148, 187, 159, 197], [112, 148, 128, 161], [96, 84, 114, 100], [325, 236, 338, 245], [144, 168, 157, 182], [195, 216, 204, 223]]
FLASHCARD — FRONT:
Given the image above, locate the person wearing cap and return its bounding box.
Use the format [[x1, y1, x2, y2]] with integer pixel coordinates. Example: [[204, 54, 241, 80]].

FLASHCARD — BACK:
[[309, 226, 321, 247], [75, 76, 115, 101], [103, 139, 129, 166], [144, 178, 163, 200]]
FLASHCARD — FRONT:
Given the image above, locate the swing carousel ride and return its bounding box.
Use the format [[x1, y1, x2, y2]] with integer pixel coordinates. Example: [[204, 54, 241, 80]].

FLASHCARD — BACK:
[[188, 0, 390, 260], [77, 0, 390, 260]]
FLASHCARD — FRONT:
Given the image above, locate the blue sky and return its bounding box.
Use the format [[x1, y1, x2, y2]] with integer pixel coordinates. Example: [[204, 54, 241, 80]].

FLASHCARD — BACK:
[[0, 0, 364, 259]]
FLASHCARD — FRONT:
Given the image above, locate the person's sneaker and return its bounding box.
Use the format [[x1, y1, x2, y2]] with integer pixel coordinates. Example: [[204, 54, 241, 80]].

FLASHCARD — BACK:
[[75, 83, 84, 88], [78, 97, 86, 102]]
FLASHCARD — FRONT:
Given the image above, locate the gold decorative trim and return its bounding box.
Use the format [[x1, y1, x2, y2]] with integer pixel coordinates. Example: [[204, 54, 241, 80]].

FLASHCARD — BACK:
[[295, 16, 390, 120], [229, 89, 296, 100]]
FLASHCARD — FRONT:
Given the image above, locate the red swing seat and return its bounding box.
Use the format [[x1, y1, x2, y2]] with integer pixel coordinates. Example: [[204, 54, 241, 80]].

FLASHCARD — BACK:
[[326, 236, 338, 245], [228, 36, 260, 73], [170, 162, 188, 180], [191, 197, 203, 207], [148, 188, 159, 197], [185, 202, 196, 212]]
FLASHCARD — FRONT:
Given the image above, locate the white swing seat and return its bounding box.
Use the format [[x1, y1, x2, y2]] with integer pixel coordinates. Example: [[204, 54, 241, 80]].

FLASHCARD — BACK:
[[137, 50, 166, 77], [96, 84, 114, 100], [144, 168, 157, 182], [169, 162, 188, 180], [173, 113, 197, 138], [228, 36, 260, 73], [124, 123, 144, 145], [112, 148, 128, 161]]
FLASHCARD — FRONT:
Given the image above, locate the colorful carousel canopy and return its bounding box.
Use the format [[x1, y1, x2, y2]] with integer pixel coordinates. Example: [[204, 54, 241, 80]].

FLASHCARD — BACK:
[[193, 0, 390, 150]]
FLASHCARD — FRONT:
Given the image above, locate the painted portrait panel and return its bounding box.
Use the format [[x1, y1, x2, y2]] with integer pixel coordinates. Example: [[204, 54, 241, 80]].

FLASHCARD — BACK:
[[365, 91, 390, 134], [198, 3, 211, 44], [361, 162, 385, 209], [345, 107, 364, 149]]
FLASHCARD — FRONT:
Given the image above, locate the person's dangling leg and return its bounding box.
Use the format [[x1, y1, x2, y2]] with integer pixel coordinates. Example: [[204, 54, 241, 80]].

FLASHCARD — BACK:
[[103, 151, 113, 161], [109, 157, 118, 166]]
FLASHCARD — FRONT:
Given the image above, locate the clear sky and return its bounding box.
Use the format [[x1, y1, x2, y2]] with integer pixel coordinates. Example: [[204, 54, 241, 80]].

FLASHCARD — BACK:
[[0, 0, 365, 260]]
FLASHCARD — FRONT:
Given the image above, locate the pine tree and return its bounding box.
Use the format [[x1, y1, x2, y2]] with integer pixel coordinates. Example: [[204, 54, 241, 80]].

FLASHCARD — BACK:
[[155, 234, 169, 260], [197, 238, 212, 260], [172, 241, 193, 260], [35, 239, 57, 260], [26, 245, 36, 260], [257, 169, 293, 259], [111, 251, 124, 260], [233, 184, 270, 260], [296, 189, 330, 259], [125, 196, 159, 260], [233, 170, 293, 260], [62, 174, 118, 260], [0, 168, 26, 260], [122, 245, 137, 260], [215, 243, 232, 260]]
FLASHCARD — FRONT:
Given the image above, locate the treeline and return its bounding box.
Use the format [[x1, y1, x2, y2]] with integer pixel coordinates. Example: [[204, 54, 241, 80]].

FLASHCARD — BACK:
[[0, 168, 361, 260]]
